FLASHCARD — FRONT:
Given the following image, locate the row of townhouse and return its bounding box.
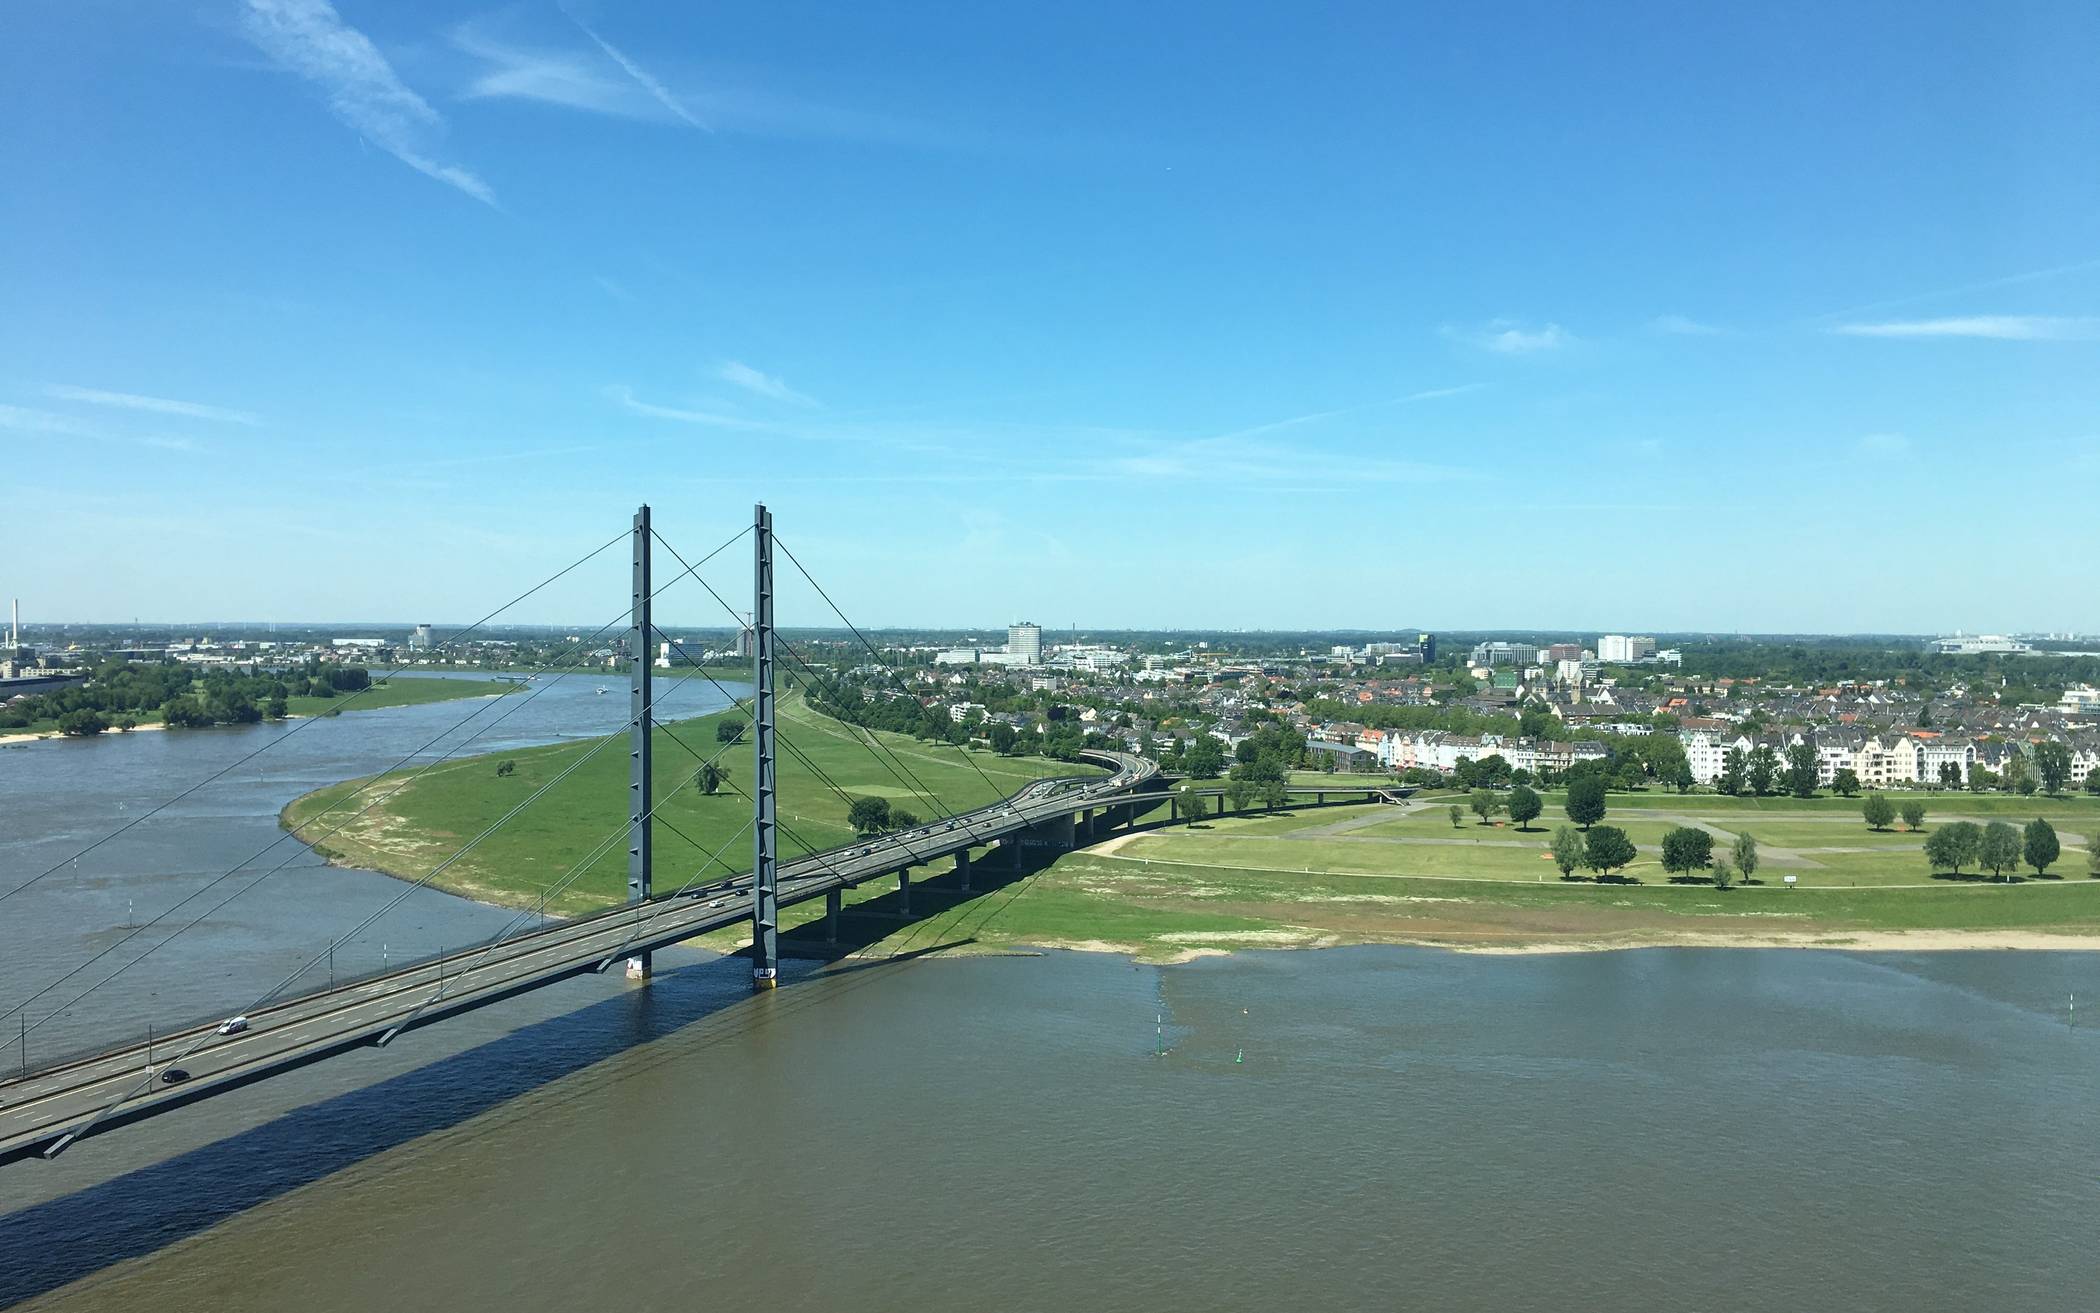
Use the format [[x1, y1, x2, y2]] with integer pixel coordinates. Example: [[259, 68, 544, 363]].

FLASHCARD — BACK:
[[1678, 725, 2100, 788], [1361, 728, 1608, 776]]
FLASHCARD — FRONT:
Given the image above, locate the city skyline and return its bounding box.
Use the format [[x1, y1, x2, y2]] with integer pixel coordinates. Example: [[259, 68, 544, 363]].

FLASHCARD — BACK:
[[5, 2, 2097, 631]]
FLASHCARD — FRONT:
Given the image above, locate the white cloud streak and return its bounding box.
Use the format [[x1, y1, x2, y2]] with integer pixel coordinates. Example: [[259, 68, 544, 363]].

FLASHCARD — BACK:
[[1443, 320, 1573, 354], [1649, 314, 1724, 336], [239, 0, 496, 206], [1832, 315, 2100, 341], [606, 385, 776, 430], [716, 361, 819, 408], [46, 384, 259, 424], [561, 4, 706, 129]]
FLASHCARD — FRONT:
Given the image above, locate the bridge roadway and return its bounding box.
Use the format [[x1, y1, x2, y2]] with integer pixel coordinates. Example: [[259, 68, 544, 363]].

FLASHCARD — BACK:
[[0, 753, 1413, 1165]]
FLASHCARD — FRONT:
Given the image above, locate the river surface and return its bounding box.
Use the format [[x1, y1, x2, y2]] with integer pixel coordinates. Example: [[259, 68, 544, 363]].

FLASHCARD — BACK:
[[0, 671, 743, 1066], [0, 945, 2094, 1310]]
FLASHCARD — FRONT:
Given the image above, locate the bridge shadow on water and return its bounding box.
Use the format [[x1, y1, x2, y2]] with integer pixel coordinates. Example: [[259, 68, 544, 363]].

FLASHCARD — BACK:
[[0, 927, 967, 1306]]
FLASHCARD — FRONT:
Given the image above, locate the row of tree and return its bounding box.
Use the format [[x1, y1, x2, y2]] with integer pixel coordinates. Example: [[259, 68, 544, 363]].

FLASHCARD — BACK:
[[1923, 818, 2063, 878], [4, 660, 375, 734]]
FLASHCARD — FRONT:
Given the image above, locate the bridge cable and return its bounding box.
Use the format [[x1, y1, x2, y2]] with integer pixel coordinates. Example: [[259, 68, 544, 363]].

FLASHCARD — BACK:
[[773, 533, 1023, 808], [0, 527, 632, 911], [4, 526, 753, 1035], [647, 528, 973, 828]]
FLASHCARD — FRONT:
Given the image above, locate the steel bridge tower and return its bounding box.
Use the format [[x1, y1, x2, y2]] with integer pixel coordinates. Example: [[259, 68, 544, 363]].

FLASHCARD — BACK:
[[750, 503, 779, 989]]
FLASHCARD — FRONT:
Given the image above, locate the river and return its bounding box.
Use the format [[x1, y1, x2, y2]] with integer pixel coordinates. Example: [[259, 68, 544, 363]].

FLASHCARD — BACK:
[[0, 671, 744, 1067], [1, 945, 2093, 1310]]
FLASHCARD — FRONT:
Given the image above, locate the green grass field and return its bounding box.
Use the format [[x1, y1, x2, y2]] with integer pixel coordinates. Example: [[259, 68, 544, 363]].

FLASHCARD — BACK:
[[281, 691, 1092, 913]]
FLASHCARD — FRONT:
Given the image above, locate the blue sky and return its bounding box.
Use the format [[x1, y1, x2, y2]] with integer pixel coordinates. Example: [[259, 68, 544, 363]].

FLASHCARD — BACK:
[[4, 1, 2097, 635]]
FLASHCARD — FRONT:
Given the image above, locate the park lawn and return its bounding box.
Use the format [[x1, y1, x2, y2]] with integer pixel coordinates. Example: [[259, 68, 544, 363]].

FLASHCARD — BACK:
[[282, 676, 518, 718], [1534, 788, 2100, 817], [281, 691, 1093, 915], [782, 851, 2100, 961]]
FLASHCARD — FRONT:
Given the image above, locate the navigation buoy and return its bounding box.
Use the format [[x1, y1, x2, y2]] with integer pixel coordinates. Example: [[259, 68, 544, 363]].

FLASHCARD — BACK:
[[1235, 1047, 1243, 1064]]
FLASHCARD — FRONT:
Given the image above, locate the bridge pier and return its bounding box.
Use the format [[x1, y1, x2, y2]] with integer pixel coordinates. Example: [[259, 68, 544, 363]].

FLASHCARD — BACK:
[[956, 848, 972, 893], [825, 888, 841, 943], [898, 866, 912, 917]]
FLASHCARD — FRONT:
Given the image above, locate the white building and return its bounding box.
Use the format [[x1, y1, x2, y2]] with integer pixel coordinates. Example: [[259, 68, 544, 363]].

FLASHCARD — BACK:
[[1928, 634, 2033, 655], [2060, 684, 2100, 716], [1597, 635, 1657, 664]]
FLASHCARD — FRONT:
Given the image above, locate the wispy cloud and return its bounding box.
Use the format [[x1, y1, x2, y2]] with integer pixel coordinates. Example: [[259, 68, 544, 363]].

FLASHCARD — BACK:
[[1649, 314, 1724, 336], [1210, 386, 1483, 443], [1815, 257, 2100, 321], [561, 4, 705, 129], [1832, 315, 2100, 341], [606, 384, 776, 431], [46, 384, 259, 425], [1442, 320, 1574, 354], [0, 404, 96, 437], [1106, 434, 1475, 490], [452, 21, 956, 147], [716, 361, 819, 408], [239, 0, 496, 206]]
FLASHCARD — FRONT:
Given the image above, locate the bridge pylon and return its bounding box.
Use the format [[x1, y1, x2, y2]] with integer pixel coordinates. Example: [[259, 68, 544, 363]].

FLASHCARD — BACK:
[[751, 503, 779, 989], [626, 504, 654, 981]]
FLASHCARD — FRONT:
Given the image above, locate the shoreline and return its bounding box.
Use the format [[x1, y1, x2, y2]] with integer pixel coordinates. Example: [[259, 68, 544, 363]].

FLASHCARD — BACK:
[[1002, 926, 2100, 965], [0, 690, 508, 748]]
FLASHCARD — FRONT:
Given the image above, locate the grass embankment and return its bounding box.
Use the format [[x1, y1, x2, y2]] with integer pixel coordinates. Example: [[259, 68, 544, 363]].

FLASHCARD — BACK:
[[280, 691, 1090, 914], [2, 675, 517, 738], [937, 796, 2100, 960]]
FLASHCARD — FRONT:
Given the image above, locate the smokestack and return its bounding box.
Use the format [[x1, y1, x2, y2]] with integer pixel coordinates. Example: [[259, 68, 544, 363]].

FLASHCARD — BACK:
[[8, 598, 15, 649]]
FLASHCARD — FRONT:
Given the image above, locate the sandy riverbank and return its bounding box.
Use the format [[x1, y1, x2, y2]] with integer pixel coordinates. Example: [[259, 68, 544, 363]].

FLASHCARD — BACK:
[[0, 722, 170, 747]]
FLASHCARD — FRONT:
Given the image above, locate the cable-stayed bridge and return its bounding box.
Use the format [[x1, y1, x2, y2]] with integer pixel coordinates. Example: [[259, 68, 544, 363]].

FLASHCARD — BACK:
[[0, 504, 1405, 1167]]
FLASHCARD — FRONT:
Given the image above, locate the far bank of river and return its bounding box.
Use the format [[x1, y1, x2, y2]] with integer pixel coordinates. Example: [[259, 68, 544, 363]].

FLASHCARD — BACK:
[[0, 673, 519, 745]]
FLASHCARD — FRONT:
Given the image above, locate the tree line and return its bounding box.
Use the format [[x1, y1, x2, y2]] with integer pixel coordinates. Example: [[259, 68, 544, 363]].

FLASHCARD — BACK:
[[2, 660, 374, 735]]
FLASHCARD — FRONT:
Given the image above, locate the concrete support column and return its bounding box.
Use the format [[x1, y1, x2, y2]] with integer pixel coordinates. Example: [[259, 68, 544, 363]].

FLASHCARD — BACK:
[[825, 888, 841, 944], [957, 849, 972, 893], [898, 866, 912, 917]]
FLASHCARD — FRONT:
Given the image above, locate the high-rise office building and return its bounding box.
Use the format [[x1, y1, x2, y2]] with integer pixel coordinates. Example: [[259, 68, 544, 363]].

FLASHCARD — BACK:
[[1417, 632, 1437, 664], [1007, 621, 1042, 665]]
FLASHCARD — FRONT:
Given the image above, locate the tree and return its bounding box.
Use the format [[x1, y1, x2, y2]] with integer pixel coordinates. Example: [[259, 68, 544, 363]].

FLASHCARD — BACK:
[[1565, 775, 1608, 830], [1732, 832, 1759, 884], [1260, 777, 1290, 810], [1448, 804, 1463, 829], [1469, 787, 1503, 825], [2086, 771, 2100, 797], [1507, 784, 1543, 831], [1182, 737, 1225, 780], [1583, 825, 1638, 878], [1899, 800, 1926, 832], [890, 807, 922, 831], [1938, 762, 1963, 790], [1830, 767, 1861, 797], [1746, 746, 1778, 797], [1660, 825, 1714, 876], [56, 709, 109, 736], [1862, 793, 1895, 831], [1711, 857, 1737, 890], [496, 760, 516, 777], [715, 719, 746, 744], [1550, 825, 1586, 878], [265, 696, 289, 720], [2024, 818, 2061, 876], [1717, 748, 1746, 797], [1784, 743, 1819, 798], [1668, 761, 1695, 793], [1177, 784, 1208, 825], [2090, 841, 2100, 878], [1924, 821, 1981, 875], [989, 722, 1017, 755], [694, 761, 725, 795], [2004, 755, 2036, 796], [2035, 742, 2073, 796], [1979, 821, 2022, 879], [848, 796, 891, 836]]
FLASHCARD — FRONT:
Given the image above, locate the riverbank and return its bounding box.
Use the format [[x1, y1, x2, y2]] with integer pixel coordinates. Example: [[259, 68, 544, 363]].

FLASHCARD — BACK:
[[279, 691, 1090, 914], [0, 676, 517, 745]]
